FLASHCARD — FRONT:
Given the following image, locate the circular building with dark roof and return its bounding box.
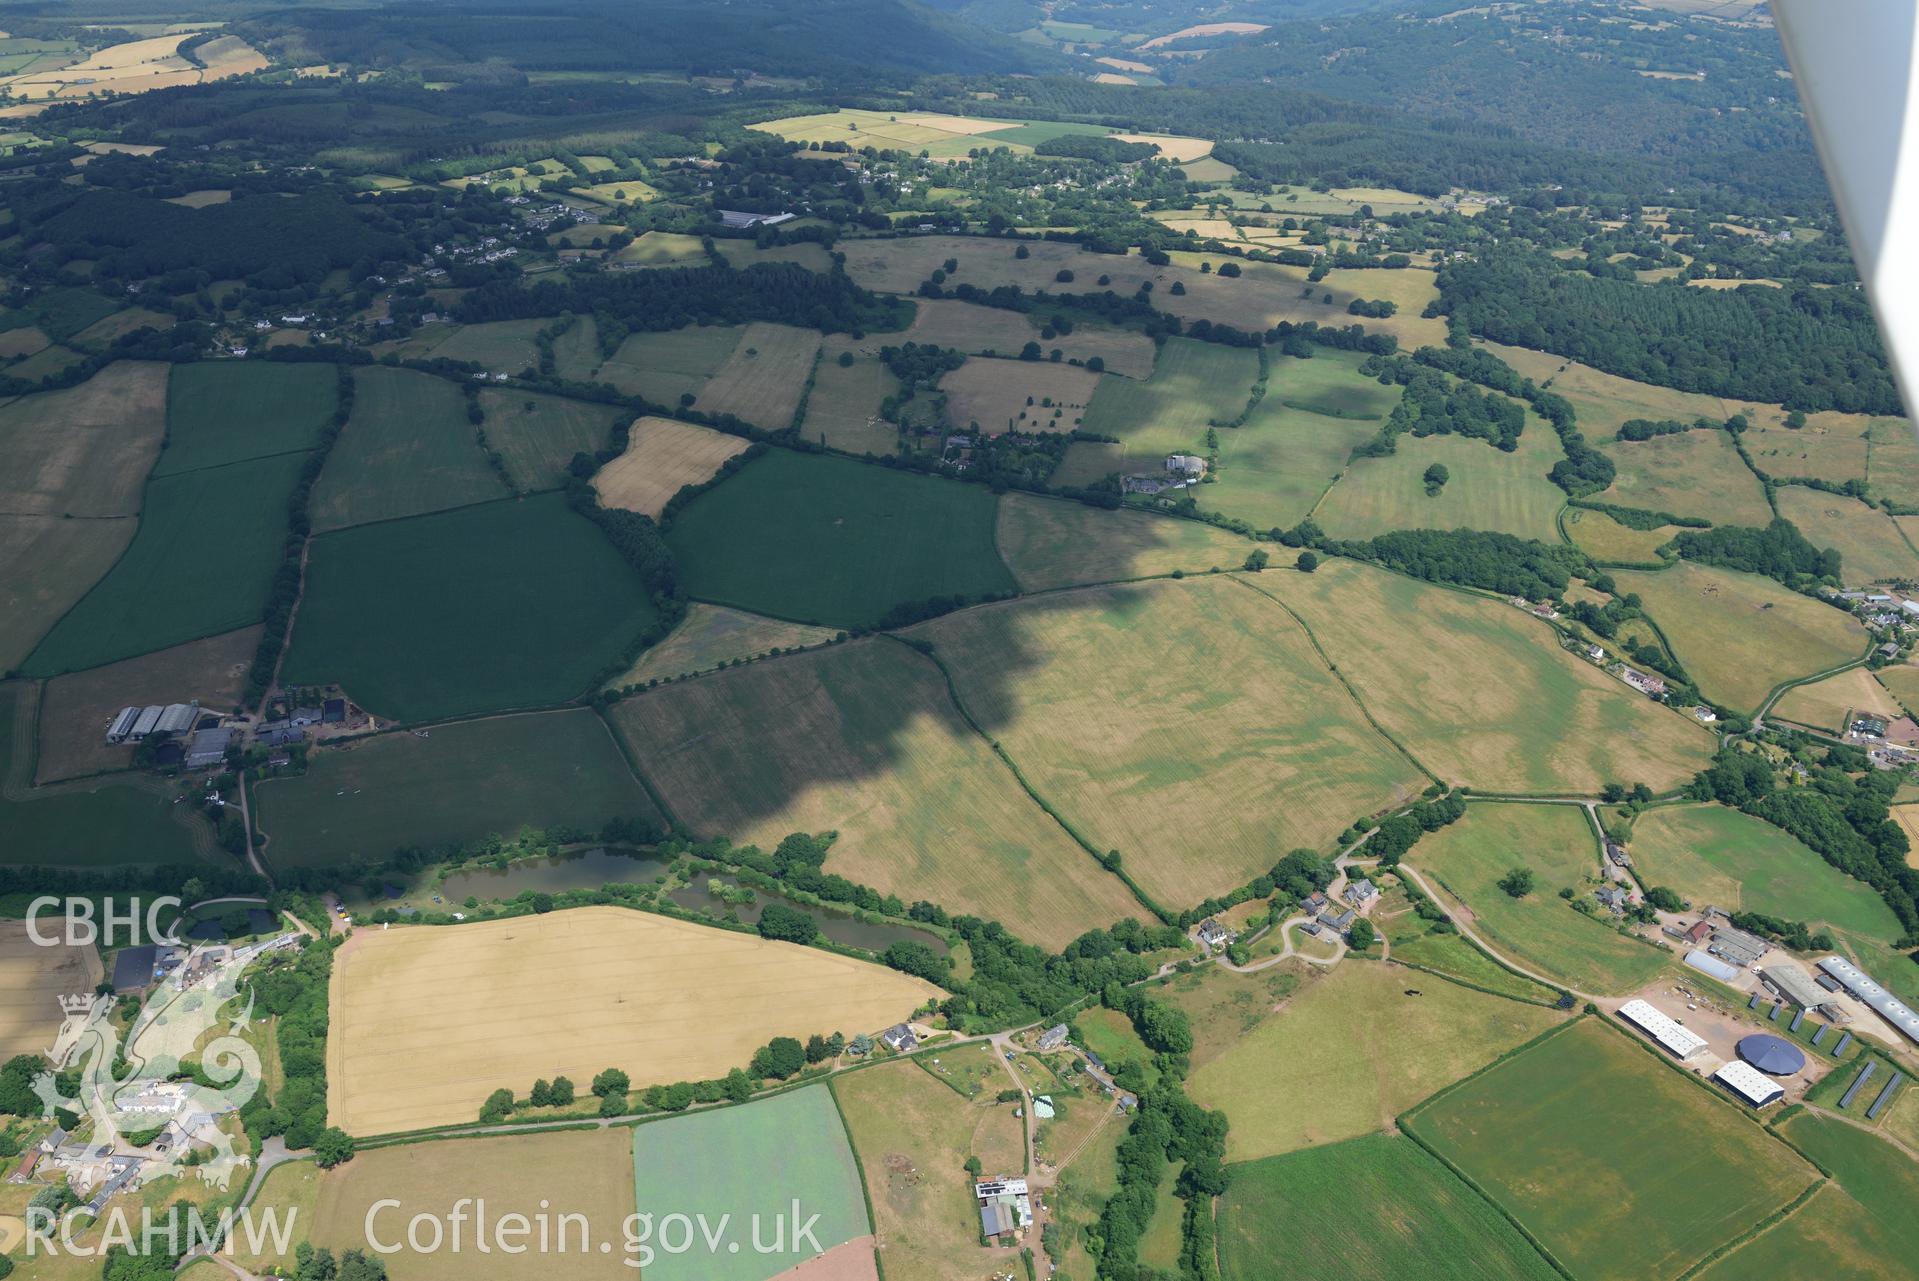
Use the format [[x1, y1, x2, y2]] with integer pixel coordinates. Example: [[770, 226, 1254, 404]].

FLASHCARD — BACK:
[[1737, 1033, 1806, 1076]]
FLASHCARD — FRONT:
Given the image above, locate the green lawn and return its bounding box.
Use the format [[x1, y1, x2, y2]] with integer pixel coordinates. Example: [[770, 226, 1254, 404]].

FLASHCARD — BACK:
[[283, 492, 660, 721], [1412, 802, 1670, 995], [25, 450, 309, 676], [309, 366, 508, 531], [629, 1086, 870, 1281], [1218, 1135, 1559, 1281], [154, 362, 338, 476], [1407, 1019, 1819, 1280], [1383, 914, 1565, 1005], [0, 681, 208, 867], [1629, 803, 1904, 940], [253, 708, 658, 870], [667, 449, 1017, 628]]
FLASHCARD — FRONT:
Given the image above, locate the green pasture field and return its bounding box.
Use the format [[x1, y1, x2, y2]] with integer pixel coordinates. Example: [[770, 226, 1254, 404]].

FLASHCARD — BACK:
[[1267, 349, 1397, 419], [691, 321, 819, 430], [1770, 1106, 1919, 1275], [8, 286, 118, 342], [918, 576, 1427, 908], [68, 306, 174, 349], [415, 318, 548, 373], [1382, 914, 1564, 1005], [1770, 664, 1904, 733], [0, 681, 207, 868], [712, 240, 835, 273], [1187, 959, 1564, 1163], [1080, 337, 1260, 469], [1197, 393, 1386, 532], [1594, 428, 1773, 526], [666, 449, 1016, 628], [800, 347, 899, 456], [1561, 507, 1679, 565], [253, 708, 659, 871], [1866, 416, 1919, 504], [1775, 486, 1919, 586], [153, 361, 337, 476], [940, 355, 1100, 435], [603, 602, 836, 689], [1406, 1019, 1820, 1280], [0, 514, 134, 671], [476, 386, 625, 492], [629, 1086, 870, 1281], [1413, 802, 1670, 994], [1743, 422, 1869, 486], [1256, 558, 1715, 793], [1477, 342, 1727, 440], [283, 491, 660, 721], [608, 637, 1147, 948], [1627, 803, 1903, 939], [595, 324, 742, 403], [1617, 562, 1867, 713], [551, 314, 603, 382], [26, 450, 308, 676], [1218, 1135, 1559, 1281], [1314, 410, 1566, 543], [993, 491, 1252, 591], [614, 231, 711, 267], [1699, 1182, 1907, 1281], [310, 366, 508, 531], [891, 298, 1156, 379]]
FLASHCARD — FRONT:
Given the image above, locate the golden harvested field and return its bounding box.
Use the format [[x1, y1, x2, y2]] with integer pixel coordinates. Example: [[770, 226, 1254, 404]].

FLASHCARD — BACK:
[[0, 920, 101, 1062], [833, 1057, 1028, 1281], [1561, 507, 1680, 565], [1617, 562, 1867, 713], [592, 416, 750, 518], [163, 189, 231, 208], [0, 514, 135, 671], [804, 345, 900, 456], [692, 321, 819, 429], [1774, 487, 1919, 586], [327, 906, 940, 1135], [35, 625, 259, 782], [0, 360, 168, 517], [306, 1129, 636, 1281], [1768, 666, 1904, 734], [0, 32, 264, 100], [915, 576, 1428, 907], [1111, 132, 1212, 161], [1187, 961, 1563, 1163], [1317, 267, 1446, 344], [1139, 21, 1265, 46], [994, 492, 1252, 591], [609, 638, 1146, 947], [1893, 806, 1919, 868], [0, 326, 51, 359], [1479, 342, 1731, 440], [1744, 423, 1869, 485], [1259, 559, 1716, 792], [939, 356, 1099, 434], [1595, 429, 1773, 526], [603, 602, 837, 689]]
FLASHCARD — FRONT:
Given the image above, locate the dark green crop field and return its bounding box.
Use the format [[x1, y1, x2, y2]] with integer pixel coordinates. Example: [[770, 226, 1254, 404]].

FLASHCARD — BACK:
[[25, 450, 308, 676], [153, 362, 338, 476], [282, 491, 659, 721], [666, 449, 1016, 627]]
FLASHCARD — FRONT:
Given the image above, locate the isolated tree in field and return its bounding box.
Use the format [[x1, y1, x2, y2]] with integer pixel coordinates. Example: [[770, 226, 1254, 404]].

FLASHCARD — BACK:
[[313, 1127, 356, 1168], [479, 1088, 514, 1124], [1296, 551, 1319, 573], [964, 1155, 983, 1177], [1346, 918, 1376, 950], [591, 1068, 629, 1098], [1498, 868, 1536, 898], [1423, 463, 1449, 495], [1244, 549, 1269, 572]]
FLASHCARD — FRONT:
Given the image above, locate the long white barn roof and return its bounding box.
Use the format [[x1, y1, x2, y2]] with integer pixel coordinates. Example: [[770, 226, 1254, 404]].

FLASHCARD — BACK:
[[1714, 1060, 1784, 1107], [1819, 957, 1919, 1045], [1619, 999, 1707, 1059]]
